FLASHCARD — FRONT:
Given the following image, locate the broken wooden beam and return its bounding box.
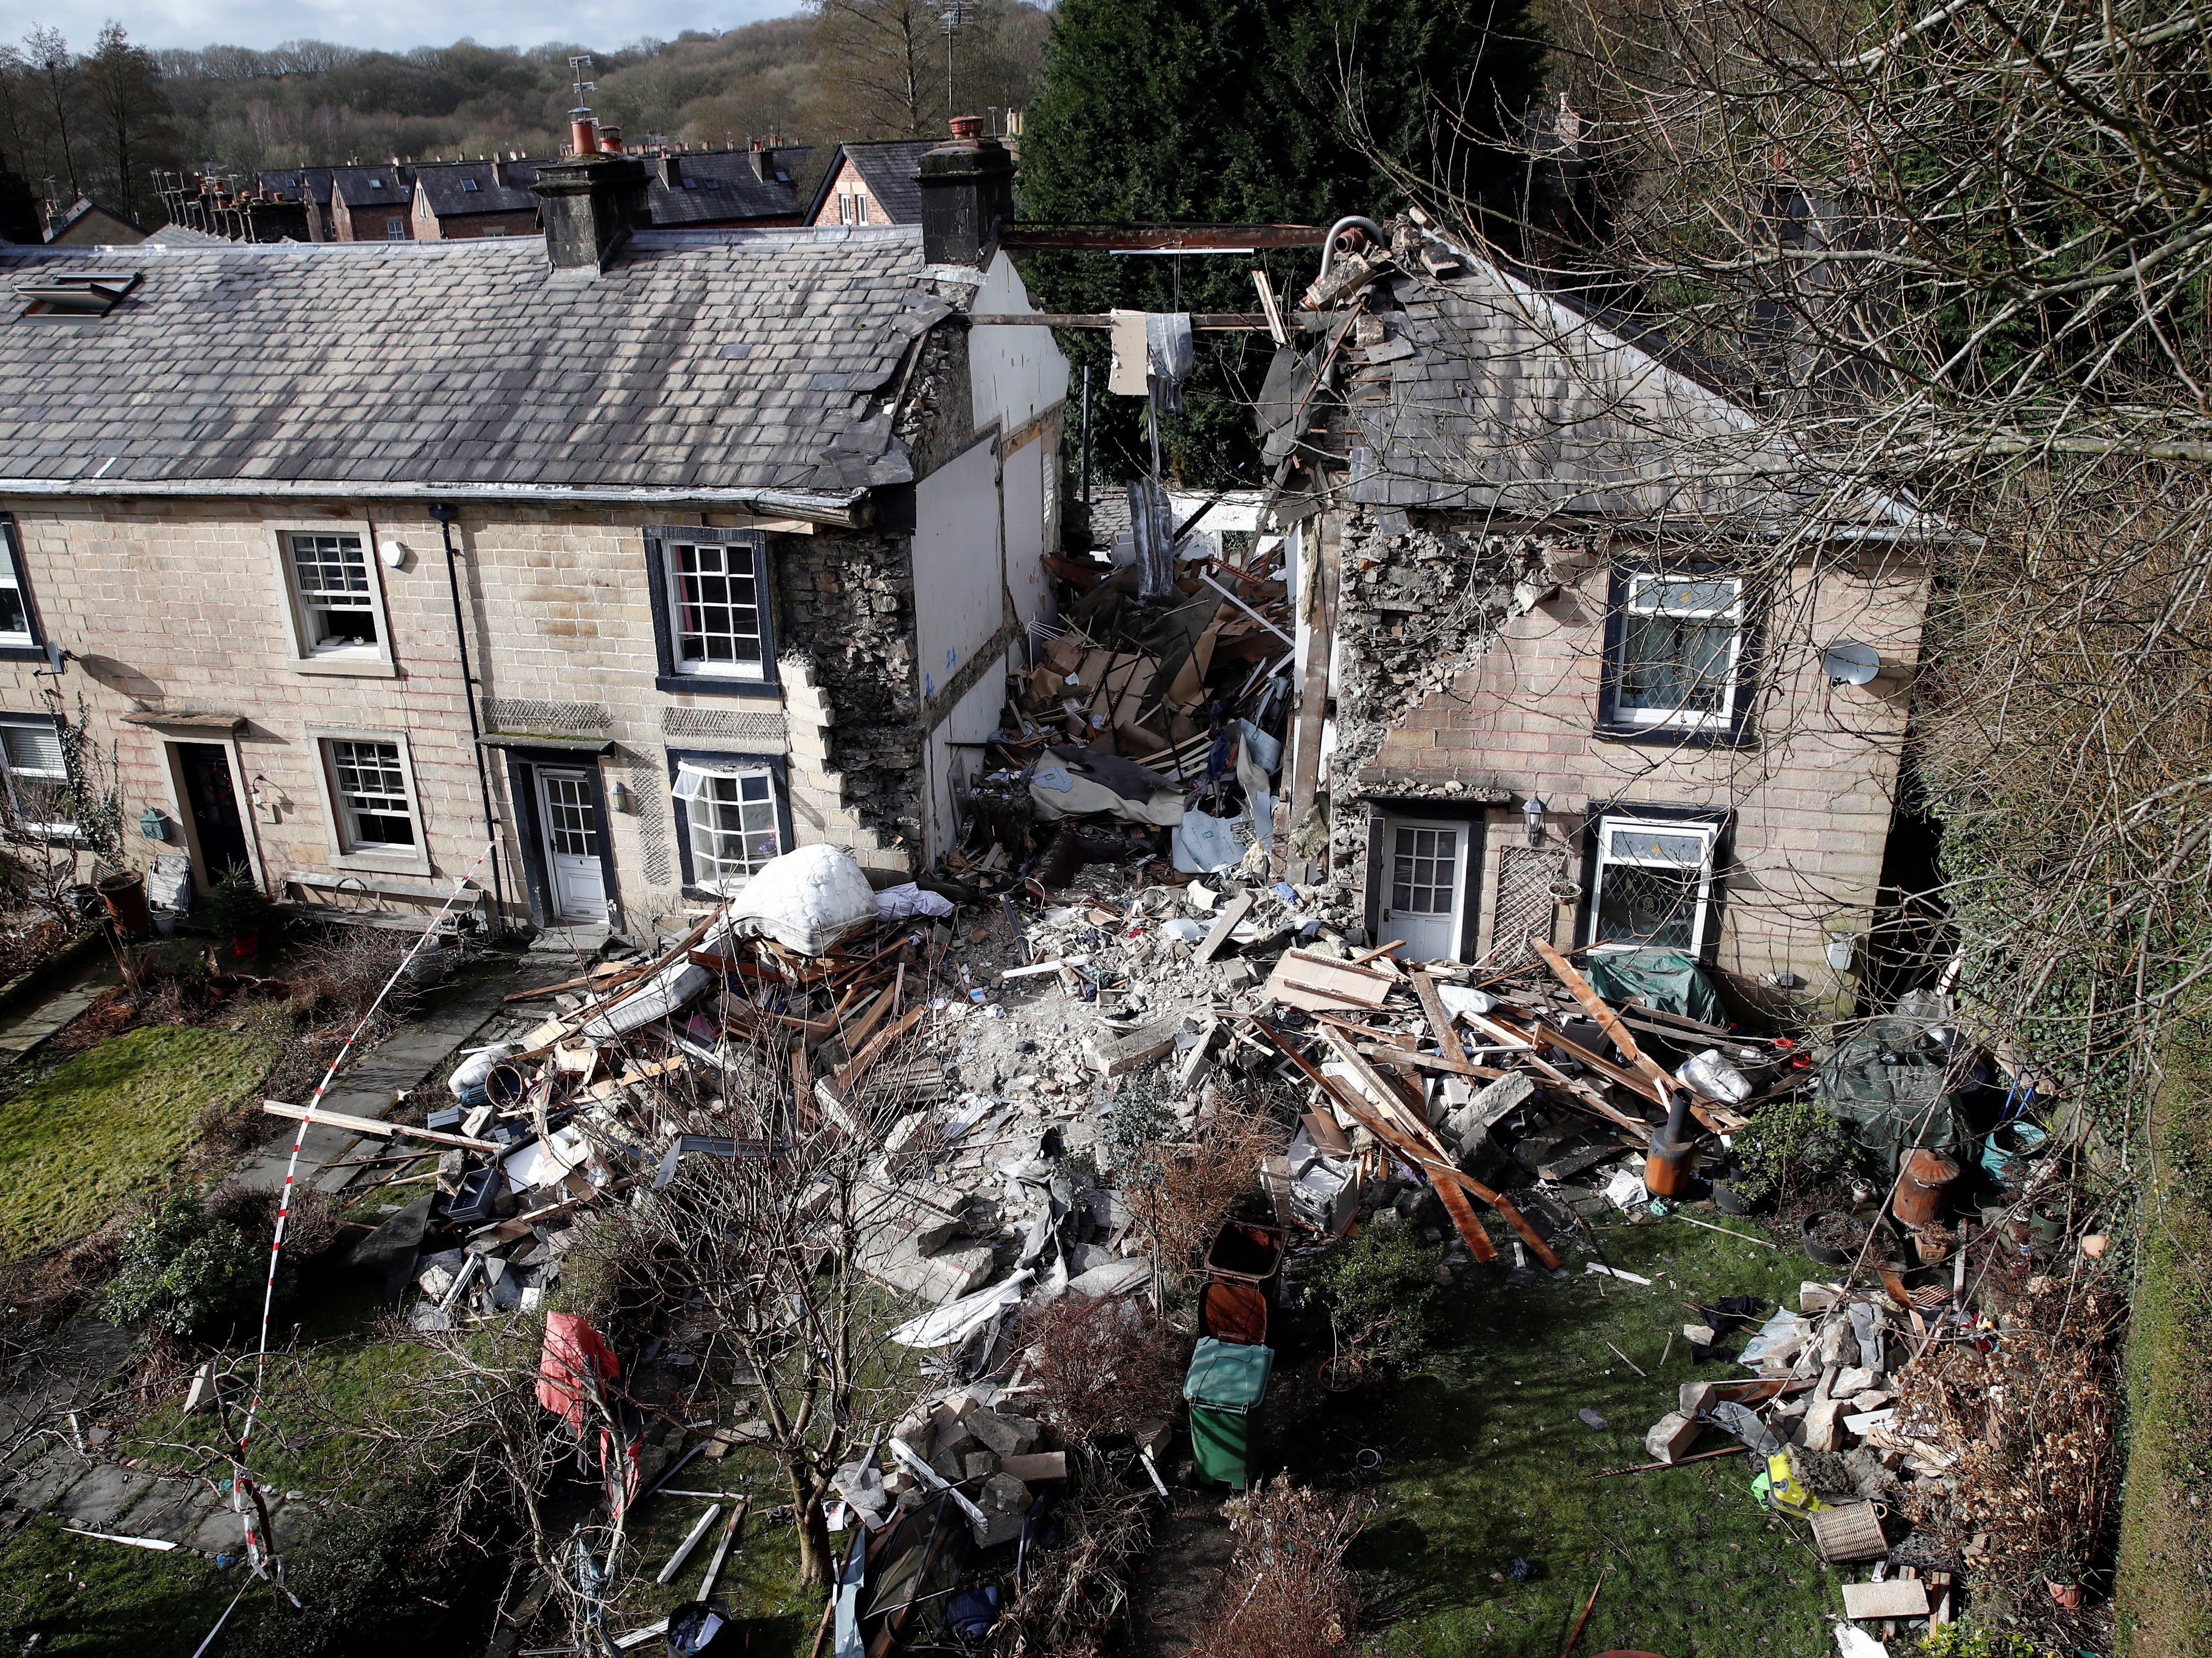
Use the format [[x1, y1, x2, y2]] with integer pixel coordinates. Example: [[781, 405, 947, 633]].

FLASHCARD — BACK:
[[260, 1100, 501, 1153], [1193, 891, 1255, 965]]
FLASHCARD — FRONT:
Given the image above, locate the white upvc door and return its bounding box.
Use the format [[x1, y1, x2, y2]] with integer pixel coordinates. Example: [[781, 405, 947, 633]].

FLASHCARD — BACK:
[[536, 768, 607, 923], [1379, 817, 1466, 963]]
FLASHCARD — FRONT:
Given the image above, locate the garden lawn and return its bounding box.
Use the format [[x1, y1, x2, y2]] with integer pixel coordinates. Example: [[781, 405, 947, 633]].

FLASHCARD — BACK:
[[1310, 1212, 1851, 1658], [2114, 1062, 2212, 1656], [0, 1025, 275, 1257], [124, 1274, 444, 1503], [0, 1515, 240, 1656]]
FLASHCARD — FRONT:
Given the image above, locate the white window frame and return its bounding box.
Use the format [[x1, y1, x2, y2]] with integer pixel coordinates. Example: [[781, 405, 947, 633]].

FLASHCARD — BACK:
[[1587, 814, 1721, 955], [267, 523, 397, 677], [386, 217, 406, 240], [0, 713, 75, 840], [306, 725, 431, 874], [673, 760, 784, 895], [0, 522, 35, 650], [664, 538, 768, 681], [1609, 573, 1745, 732]]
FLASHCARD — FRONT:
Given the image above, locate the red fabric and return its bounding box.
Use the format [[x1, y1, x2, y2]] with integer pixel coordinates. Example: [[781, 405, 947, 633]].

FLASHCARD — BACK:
[[536, 1312, 620, 1432]]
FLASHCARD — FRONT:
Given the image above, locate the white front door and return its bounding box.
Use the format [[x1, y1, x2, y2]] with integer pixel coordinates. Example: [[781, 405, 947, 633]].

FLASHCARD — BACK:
[[536, 768, 607, 923], [1380, 818, 1466, 963]]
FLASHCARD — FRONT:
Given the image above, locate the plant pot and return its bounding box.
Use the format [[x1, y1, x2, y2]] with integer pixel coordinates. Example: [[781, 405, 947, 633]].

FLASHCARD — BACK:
[[98, 870, 150, 939], [1801, 1211, 1862, 1267], [1911, 1228, 1954, 1266], [231, 932, 260, 960], [1711, 1173, 1764, 1216], [2046, 1577, 2082, 1610], [1317, 1354, 1366, 1394]]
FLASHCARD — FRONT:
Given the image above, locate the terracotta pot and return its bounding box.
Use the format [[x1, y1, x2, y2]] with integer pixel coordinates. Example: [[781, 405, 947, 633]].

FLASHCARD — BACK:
[[1893, 1150, 1960, 1227], [2046, 1577, 2082, 1610]]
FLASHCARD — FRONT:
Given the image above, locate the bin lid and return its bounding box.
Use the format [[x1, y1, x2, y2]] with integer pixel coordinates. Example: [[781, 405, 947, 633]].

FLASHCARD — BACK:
[[1197, 1281, 1269, 1347], [1184, 1337, 1273, 1411]]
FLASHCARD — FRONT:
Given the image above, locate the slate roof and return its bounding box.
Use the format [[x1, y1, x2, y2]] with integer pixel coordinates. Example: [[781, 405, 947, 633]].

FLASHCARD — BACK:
[[328, 166, 415, 210], [0, 226, 954, 503], [809, 141, 936, 227], [415, 161, 539, 222], [258, 168, 333, 207], [647, 147, 808, 228], [1329, 247, 1929, 530]]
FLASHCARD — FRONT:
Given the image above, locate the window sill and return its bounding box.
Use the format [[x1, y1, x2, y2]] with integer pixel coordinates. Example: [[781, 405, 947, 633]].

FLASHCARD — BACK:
[[1591, 720, 1752, 750], [326, 847, 435, 879], [656, 674, 782, 699], [0, 643, 46, 662], [292, 652, 399, 679]]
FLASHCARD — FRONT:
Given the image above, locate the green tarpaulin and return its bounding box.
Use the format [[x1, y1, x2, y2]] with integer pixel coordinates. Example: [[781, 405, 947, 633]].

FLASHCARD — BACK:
[[1582, 950, 1725, 1026]]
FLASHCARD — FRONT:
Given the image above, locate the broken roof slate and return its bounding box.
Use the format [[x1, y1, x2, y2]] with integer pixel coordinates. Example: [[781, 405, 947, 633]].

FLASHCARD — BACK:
[[0, 226, 944, 497]]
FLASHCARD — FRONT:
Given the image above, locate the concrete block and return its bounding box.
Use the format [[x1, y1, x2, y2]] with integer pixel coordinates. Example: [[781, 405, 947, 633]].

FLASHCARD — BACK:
[[1800, 1281, 1842, 1313], [1644, 1412, 1703, 1464], [960, 1451, 1000, 1483], [979, 1472, 1032, 1515], [1678, 1381, 1717, 1418], [997, 1452, 1067, 1483], [966, 1409, 1041, 1458], [1801, 1399, 1845, 1453], [1085, 1016, 1186, 1078], [969, 1508, 1023, 1549]]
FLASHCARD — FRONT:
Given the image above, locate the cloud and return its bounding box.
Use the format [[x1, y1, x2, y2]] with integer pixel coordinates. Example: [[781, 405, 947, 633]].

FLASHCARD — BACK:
[[10, 0, 798, 54]]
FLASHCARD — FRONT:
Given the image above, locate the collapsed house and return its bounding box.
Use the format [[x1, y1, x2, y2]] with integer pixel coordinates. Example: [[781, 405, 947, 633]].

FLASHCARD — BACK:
[[1259, 219, 1942, 1014]]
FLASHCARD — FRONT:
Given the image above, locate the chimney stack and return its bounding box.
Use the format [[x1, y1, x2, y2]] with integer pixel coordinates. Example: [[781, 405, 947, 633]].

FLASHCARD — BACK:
[[532, 152, 648, 270], [916, 115, 1015, 269]]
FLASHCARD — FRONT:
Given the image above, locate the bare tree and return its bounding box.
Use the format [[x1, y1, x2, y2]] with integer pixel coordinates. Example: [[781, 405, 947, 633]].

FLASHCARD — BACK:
[[22, 27, 80, 202]]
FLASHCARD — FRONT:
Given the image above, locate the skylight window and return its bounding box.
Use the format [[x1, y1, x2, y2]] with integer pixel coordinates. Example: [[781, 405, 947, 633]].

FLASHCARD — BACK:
[[16, 271, 140, 320], [462, 178, 481, 192]]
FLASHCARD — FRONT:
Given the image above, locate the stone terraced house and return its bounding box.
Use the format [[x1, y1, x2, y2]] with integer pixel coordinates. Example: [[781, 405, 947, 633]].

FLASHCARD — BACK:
[[0, 133, 1063, 943]]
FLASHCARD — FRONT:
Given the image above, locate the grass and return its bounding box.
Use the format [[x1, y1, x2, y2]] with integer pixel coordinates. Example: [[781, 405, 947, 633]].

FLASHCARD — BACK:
[[1290, 1211, 1851, 1658], [123, 1252, 444, 1504], [0, 1514, 243, 1655], [2114, 1062, 2212, 1657], [598, 1440, 821, 1655], [0, 1025, 276, 1257]]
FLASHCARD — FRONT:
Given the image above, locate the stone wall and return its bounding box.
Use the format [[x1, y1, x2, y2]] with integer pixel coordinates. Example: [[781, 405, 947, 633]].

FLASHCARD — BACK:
[[1326, 504, 1930, 1008], [0, 498, 915, 943], [775, 528, 924, 859], [1313, 510, 1557, 925]]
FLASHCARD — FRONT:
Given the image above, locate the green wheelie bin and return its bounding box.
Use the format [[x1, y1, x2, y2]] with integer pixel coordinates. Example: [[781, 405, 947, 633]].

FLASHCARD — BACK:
[[1183, 1337, 1273, 1489]]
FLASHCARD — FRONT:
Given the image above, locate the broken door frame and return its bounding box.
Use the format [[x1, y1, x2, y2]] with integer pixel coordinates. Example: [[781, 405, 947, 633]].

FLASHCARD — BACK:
[[1359, 798, 1486, 962], [487, 737, 622, 934]]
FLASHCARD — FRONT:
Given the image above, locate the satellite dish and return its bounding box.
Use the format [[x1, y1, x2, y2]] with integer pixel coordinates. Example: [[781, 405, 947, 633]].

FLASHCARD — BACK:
[[1823, 640, 1881, 686]]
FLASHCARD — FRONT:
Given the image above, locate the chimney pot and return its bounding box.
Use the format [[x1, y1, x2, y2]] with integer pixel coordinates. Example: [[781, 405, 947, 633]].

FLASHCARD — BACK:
[[570, 109, 599, 156], [599, 125, 623, 153], [948, 114, 985, 142]]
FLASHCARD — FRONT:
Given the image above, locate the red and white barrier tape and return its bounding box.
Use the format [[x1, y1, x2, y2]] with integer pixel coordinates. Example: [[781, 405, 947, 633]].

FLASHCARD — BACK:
[[216, 844, 495, 1617]]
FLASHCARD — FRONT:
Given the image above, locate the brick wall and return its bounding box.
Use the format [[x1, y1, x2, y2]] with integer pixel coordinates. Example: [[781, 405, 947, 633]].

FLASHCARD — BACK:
[[1346, 526, 1929, 1008], [0, 500, 917, 940]]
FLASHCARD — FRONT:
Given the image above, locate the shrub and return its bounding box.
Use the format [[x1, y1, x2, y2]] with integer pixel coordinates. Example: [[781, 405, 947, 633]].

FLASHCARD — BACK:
[[102, 1192, 285, 1341], [1018, 1294, 1188, 1446], [1912, 1627, 2062, 1658], [1205, 1477, 1367, 1658], [1731, 1096, 1858, 1206], [1305, 1223, 1441, 1373], [204, 865, 274, 945]]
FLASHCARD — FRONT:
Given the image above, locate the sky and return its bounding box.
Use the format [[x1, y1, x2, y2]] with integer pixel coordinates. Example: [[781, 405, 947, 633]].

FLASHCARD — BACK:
[[11, 0, 798, 54]]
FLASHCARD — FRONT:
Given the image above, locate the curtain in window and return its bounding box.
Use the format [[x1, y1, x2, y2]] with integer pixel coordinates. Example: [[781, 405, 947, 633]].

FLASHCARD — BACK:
[[1617, 578, 1739, 720]]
